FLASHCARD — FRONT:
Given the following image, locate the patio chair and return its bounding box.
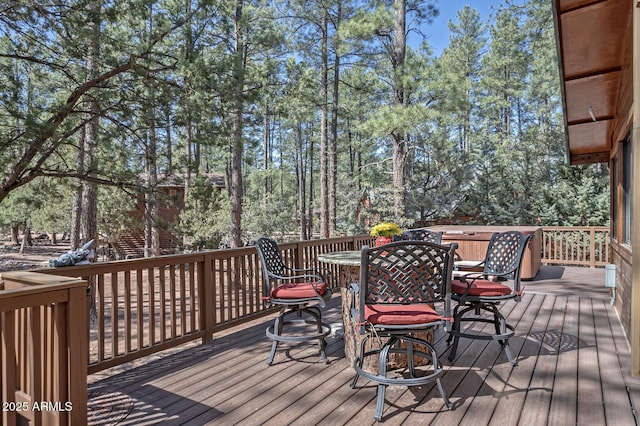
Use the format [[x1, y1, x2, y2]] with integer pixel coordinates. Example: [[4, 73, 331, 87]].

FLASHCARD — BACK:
[[447, 230, 532, 365], [349, 240, 457, 421], [255, 237, 332, 366], [396, 228, 443, 244]]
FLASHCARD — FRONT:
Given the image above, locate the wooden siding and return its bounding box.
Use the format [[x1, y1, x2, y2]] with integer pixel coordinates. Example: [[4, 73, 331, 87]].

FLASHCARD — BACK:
[[611, 241, 633, 350], [85, 266, 640, 425]]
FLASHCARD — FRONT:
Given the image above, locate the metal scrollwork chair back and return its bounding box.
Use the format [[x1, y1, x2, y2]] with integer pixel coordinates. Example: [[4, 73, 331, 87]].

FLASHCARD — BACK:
[[395, 228, 443, 244]]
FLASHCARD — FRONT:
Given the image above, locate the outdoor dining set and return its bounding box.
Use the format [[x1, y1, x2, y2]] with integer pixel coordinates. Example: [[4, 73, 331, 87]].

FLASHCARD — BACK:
[[255, 229, 532, 422]]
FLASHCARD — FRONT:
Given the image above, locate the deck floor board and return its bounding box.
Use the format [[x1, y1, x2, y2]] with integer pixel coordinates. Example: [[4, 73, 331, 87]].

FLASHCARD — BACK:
[[88, 266, 640, 425]]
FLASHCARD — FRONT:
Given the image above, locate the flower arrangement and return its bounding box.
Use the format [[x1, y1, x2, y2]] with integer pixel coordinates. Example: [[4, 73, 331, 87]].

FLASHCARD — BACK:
[[370, 222, 402, 238]]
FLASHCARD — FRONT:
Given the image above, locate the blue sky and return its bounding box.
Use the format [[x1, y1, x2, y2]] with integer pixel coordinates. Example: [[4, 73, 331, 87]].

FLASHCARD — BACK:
[[423, 0, 517, 55]]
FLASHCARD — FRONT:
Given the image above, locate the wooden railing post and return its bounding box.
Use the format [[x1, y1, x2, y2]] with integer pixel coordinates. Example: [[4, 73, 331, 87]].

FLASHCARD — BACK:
[[590, 227, 596, 268], [68, 284, 88, 425], [295, 241, 303, 270], [1, 310, 17, 426], [201, 254, 214, 343]]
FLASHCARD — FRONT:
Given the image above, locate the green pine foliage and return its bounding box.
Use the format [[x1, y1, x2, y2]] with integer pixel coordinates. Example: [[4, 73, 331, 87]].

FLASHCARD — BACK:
[[178, 175, 231, 250], [0, 0, 609, 250]]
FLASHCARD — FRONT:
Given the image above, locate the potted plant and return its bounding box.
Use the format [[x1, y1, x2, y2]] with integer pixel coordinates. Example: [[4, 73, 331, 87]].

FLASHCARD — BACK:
[[370, 222, 402, 247]]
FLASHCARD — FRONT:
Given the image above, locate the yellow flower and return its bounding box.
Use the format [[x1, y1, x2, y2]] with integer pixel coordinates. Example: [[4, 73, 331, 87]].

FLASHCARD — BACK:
[[370, 222, 402, 237]]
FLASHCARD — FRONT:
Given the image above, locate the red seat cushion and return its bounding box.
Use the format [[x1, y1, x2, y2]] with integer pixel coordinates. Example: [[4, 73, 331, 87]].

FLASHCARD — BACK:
[[271, 282, 327, 299], [364, 303, 441, 325], [451, 279, 512, 297]]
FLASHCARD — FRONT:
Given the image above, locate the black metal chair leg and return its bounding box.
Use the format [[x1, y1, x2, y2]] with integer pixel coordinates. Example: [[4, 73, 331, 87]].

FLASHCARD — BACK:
[[497, 315, 517, 366], [373, 343, 391, 422], [350, 335, 370, 388], [374, 383, 386, 422], [304, 306, 330, 364], [436, 377, 452, 409], [267, 314, 284, 365]]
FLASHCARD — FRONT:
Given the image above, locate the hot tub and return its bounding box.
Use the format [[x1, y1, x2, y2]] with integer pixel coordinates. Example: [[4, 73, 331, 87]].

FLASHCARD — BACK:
[[428, 225, 542, 280]]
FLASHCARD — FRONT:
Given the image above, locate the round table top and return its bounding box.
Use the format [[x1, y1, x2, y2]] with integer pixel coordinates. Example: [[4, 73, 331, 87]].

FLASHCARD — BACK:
[[317, 250, 361, 266]]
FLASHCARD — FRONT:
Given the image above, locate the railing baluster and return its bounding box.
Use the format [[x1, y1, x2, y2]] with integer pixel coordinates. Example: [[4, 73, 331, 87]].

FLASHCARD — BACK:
[[124, 270, 132, 353], [170, 264, 177, 339], [111, 272, 118, 358], [590, 227, 596, 268], [148, 267, 155, 346], [136, 269, 143, 351], [179, 263, 186, 337], [159, 268, 166, 342], [97, 274, 105, 363], [189, 262, 196, 333]]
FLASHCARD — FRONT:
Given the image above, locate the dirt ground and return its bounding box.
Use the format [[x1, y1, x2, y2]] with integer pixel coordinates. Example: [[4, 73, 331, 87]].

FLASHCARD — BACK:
[[0, 243, 72, 272]]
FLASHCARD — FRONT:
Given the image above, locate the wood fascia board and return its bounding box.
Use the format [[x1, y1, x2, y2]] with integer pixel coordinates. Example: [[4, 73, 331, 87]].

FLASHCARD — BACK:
[[552, 0, 572, 165]]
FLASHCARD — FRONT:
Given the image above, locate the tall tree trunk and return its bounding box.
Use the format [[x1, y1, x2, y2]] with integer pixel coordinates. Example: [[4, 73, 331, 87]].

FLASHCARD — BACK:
[[229, 0, 245, 248], [165, 106, 173, 174], [144, 6, 160, 257], [263, 106, 270, 210], [19, 225, 30, 254], [70, 127, 84, 250], [145, 123, 159, 257], [319, 10, 329, 238], [329, 2, 342, 236], [308, 131, 315, 238], [391, 0, 407, 221], [82, 11, 100, 245], [81, 82, 99, 251], [297, 122, 308, 240], [10, 225, 19, 245], [182, 0, 194, 247], [82, 0, 102, 322]]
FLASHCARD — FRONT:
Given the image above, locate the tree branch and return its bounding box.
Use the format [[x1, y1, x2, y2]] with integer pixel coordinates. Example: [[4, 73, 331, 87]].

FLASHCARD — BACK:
[[0, 57, 136, 203]]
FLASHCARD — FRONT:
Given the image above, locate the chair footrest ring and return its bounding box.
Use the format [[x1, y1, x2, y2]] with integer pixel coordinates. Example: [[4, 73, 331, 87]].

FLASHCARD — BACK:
[[353, 340, 444, 387], [266, 320, 331, 343], [353, 360, 444, 387], [450, 317, 515, 341]]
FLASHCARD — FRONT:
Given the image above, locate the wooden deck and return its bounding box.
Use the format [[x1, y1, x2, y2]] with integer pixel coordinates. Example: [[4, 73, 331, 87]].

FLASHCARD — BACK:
[[87, 266, 640, 425]]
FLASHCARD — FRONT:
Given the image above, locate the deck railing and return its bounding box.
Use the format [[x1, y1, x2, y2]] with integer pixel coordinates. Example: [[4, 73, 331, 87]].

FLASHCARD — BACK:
[[542, 226, 609, 267], [1, 226, 609, 424], [35, 227, 610, 374], [0, 272, 88, 426], [40, 235, 373, 374]]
